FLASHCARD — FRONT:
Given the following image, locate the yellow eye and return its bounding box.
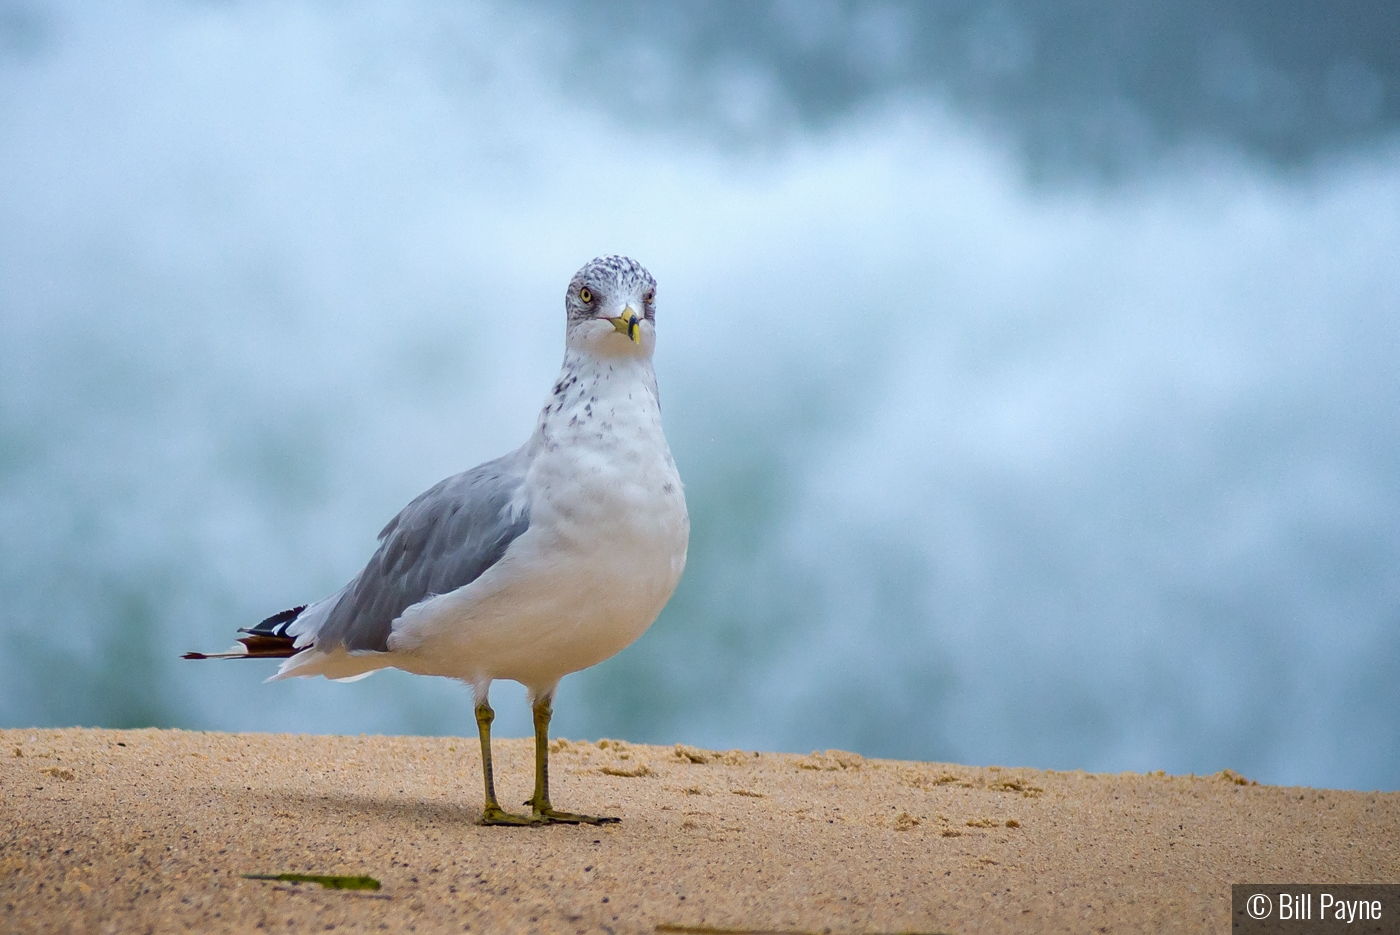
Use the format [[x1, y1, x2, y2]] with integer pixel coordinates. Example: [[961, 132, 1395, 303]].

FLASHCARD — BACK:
[[579, 287, 592, 303]]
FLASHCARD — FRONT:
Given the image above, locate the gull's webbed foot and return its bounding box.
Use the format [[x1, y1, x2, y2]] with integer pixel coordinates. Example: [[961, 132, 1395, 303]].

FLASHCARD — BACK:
[[480, 804, 545, 826], [526, 802, 621, 825]]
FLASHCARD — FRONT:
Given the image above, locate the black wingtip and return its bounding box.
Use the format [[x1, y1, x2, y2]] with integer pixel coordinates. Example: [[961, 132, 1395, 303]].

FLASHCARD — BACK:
[[183, 604, 311, 661], [240, 605, 308, 637]]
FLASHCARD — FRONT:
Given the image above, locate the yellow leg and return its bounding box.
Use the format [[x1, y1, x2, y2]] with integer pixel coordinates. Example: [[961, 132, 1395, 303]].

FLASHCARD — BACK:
[[475, 702, 539, 826], [526, 695, 619, 825]]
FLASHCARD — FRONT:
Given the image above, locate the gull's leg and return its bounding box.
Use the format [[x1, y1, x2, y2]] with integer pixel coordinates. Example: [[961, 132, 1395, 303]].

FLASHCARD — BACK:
[[475, 699, 539, 826], [526, 690, 620, 825]]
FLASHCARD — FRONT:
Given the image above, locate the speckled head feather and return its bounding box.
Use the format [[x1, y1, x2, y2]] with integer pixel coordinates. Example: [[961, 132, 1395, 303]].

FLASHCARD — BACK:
[[565, 255, 657, 326]]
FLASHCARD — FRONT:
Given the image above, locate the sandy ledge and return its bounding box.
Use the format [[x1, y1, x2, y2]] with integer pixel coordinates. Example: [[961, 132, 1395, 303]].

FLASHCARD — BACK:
[[2, 728, 1396, 934]]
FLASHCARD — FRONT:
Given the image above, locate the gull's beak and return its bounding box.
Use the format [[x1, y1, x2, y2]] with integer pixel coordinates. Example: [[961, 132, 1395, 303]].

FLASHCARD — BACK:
[[602, 306, 642, 344]]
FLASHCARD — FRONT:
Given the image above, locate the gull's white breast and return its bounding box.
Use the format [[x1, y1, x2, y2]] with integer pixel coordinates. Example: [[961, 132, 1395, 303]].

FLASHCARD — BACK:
[[386, 354, 689, 692]]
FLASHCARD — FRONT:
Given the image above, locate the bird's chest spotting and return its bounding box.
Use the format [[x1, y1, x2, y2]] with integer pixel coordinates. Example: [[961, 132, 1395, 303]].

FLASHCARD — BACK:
[[529, 372, 689, 585]]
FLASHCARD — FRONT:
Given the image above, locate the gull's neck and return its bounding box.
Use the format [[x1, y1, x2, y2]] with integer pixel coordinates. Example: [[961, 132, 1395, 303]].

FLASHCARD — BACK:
[[550, 347, 659, 403]]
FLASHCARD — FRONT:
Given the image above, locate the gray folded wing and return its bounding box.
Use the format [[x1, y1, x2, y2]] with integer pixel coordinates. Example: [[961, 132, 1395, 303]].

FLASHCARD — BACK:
[[314, 446, 533, 654]]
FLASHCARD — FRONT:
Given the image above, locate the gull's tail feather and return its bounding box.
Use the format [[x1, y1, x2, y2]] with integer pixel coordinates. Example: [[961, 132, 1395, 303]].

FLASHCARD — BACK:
[[182, 605, 309, 660]]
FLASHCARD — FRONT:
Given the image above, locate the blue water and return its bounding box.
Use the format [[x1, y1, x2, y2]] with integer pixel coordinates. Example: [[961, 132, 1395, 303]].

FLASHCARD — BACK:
[[2, 2, 1397, 791]]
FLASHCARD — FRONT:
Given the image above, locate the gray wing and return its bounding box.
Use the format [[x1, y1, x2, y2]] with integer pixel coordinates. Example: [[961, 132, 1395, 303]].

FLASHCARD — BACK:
[[314, 446, 532, 653]]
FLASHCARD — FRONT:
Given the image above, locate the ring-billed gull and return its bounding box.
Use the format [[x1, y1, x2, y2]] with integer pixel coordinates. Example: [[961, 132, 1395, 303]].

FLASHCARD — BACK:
[[186, 256, 689, 825]]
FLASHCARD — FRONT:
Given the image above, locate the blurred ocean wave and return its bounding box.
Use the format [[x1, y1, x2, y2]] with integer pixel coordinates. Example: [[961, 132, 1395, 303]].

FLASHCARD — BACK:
[[1, 1, 1396, 790]]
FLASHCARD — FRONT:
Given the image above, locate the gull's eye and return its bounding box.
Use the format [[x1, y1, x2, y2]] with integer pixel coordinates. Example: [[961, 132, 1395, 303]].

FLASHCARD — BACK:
[[579, 287, 593, 303], [643, 289, 655, 303]]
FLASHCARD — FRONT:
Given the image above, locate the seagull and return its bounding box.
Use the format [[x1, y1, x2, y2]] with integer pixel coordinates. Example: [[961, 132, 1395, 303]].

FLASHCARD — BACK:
[[185, 256, 690, 825]]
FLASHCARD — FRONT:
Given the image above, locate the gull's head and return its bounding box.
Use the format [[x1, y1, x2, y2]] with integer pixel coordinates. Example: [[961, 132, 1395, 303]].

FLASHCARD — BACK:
[[565, 255, 658, 356]]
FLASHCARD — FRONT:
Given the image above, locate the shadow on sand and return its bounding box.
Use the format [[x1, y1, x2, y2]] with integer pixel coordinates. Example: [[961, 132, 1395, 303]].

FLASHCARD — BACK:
[[230, 786, 489, 827]]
